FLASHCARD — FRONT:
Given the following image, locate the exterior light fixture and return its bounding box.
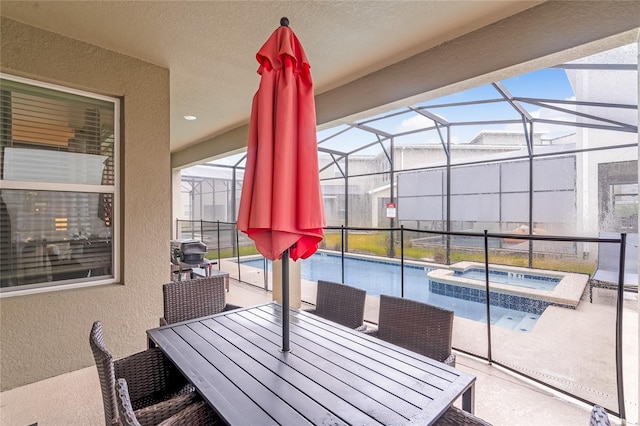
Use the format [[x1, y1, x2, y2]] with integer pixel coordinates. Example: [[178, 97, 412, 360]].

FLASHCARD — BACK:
[[184, 115, 197, 121]]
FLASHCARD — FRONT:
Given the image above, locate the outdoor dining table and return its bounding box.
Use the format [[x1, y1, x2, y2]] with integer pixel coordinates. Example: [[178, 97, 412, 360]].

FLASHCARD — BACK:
[[146, 302, 476, 425]]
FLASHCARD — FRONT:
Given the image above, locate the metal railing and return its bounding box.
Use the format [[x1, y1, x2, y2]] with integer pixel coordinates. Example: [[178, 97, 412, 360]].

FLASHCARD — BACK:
[[176, 219, 631, 420]]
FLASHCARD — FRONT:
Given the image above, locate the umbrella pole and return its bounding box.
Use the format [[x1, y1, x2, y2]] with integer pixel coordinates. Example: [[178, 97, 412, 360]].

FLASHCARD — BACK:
[[280, 15, 291, 353], [281, 247, 290, 352]]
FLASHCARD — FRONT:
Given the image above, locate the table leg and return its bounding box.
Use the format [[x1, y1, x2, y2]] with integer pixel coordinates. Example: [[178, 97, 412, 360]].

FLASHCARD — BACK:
[[462, 383, 475, 414]]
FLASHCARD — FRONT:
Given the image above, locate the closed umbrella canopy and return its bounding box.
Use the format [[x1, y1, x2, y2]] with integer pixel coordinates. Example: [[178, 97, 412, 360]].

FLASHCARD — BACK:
[[238, 20, 325, 262]]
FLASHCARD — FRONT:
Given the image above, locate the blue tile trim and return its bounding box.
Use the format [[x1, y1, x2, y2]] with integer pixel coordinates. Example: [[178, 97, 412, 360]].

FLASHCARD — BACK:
[[428, 280, 577, 315]]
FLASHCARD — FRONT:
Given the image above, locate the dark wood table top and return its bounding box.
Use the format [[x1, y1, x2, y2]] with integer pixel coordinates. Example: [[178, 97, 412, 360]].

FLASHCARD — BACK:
[[147, 302, 476, 426]]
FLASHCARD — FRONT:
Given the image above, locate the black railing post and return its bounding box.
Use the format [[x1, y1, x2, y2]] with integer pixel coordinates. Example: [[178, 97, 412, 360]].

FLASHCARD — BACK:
[[236, 228, 241, 282], [341, 225, 345, 283], [484, 230, 492, 364], [216, 221, 221, 270], [616, 233, 626, 420], [231, 221, 238, 258], [400, 225, 405, 298]]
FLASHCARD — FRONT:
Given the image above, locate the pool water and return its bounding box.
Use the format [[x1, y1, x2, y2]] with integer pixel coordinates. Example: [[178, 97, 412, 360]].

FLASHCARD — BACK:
[[454, 268, 560, 291], [239, 253, 428, 297], [238, 253, 544, 332]]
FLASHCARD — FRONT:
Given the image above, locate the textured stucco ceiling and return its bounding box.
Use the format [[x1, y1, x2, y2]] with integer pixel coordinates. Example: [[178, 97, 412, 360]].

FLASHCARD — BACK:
[[0, 1, 544, 152]]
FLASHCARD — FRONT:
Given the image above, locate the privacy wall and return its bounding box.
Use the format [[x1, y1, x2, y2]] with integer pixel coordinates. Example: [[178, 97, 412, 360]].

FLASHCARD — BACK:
[[397, 156, 576, 226]]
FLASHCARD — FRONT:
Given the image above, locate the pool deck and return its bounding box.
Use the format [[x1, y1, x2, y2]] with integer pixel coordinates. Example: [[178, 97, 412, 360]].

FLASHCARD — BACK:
[[428, 261, 588, 308]]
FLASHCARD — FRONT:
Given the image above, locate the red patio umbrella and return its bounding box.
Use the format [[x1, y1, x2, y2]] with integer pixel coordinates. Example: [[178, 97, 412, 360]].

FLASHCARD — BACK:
[[237, 17, 325, 351]]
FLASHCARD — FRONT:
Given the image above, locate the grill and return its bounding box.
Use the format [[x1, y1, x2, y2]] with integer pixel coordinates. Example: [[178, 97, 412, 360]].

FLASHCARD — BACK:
[[170, 239, 207, 265]]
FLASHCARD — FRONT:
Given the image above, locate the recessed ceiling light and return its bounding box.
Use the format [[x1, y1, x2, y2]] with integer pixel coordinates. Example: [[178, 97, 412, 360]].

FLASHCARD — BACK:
[[184, 115, 197, 121]]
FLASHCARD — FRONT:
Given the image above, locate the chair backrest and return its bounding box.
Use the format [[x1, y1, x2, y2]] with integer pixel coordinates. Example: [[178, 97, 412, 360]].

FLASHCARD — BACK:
[[115, 378, 142, 426], [377, 295, 453, 363], [597, 232, 638, 276], [162, 276, 227, 325], [314, 280, 366, 329], [117, 378, 215, 426], [89, 321, 118, 425], [589, 405, 611, 426]]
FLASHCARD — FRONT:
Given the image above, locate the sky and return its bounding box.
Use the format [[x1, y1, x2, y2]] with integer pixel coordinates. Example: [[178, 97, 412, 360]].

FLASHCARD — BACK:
[[315, 67, 580, 155]]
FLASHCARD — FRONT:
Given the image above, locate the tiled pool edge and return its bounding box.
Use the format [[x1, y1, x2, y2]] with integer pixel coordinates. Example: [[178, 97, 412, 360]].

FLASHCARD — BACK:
[[429, 261, 589, 308], [429, 280, 574, 315]]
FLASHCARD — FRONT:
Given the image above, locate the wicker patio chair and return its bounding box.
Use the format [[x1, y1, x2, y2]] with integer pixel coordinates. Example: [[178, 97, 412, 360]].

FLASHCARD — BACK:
[[364, 294, 456, 366], [306, 280, 367, 330], [589, 405, 611, 426], [116, 378, 220, 426], [90, 321, 196, 426], [160, 275, 240, 326], [434, 406, 493, 425]]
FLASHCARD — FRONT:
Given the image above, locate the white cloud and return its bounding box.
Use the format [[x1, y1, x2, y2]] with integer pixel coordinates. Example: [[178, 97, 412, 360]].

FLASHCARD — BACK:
[[396, 114, 435, 133]]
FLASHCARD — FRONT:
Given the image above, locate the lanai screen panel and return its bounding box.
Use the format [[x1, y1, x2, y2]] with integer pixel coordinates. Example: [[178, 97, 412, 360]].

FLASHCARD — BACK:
[[532, 156, 576, 224], [450, 163, 500, 222], [397, 157, 575, 229], [397, 169, 445, 221], [500, 159, 529, 224]]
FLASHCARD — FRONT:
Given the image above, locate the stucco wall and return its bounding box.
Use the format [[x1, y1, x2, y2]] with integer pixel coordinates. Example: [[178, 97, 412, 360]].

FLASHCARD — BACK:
[[0, 17, 171, 390]]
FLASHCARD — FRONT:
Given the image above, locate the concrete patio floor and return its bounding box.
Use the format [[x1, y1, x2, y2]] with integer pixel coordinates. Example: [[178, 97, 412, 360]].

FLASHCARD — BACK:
[[1, 278, 635, 426]]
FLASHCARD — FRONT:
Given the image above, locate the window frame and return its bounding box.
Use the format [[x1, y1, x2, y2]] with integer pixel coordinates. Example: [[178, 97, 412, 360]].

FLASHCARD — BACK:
[[0, 73, 121, 297]]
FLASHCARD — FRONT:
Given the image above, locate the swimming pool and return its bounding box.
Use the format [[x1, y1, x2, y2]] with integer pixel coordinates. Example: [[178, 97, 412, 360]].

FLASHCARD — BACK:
[[237, 252, 546, 332]]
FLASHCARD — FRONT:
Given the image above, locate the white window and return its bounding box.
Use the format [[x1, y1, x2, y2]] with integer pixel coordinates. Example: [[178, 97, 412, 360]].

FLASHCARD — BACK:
[[0, 74, 120, 296]]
